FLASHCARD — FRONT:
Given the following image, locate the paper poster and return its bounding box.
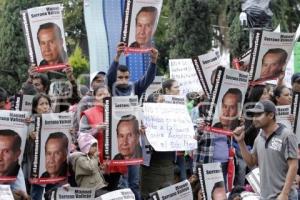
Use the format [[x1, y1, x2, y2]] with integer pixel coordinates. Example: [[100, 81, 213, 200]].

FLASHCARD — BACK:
[[103, 96, 143, 166], [292, 92, 300, 143], [197, 162, 225, 200], [276, 105, 292, 130], [249, 30, 294, 81], [149, 180, 193, 200], [238, 48, 252, 72], [140, 76, 164, 105], [97, 188, 135, 200], [21, 4, 68, 66], [0, 185, 14, 200], [0, 110, 29, 183], [51, 187, 96, 200], [169, 59, 202, 95], [30, 113, 73, 184], [13, 94, 34, 114], [143, 103, 197, 151], [192, 49, 221, 96], [163, 95, 186, 105], [121, 0, 163, 49], [207, 67, 249, 134], [245, 168, 260, 195]]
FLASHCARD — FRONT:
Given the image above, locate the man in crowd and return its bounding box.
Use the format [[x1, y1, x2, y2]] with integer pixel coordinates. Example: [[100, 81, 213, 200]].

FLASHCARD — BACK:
[[260, 48, 288, 80], [129, 6, 158, 48], [0, 129, 22, 177], [233, 100, 298, 199], [37, 22, 67, 66], [107, 42, 158, 99], [41, 132, 68, 179], [116, 115, 141, 159]]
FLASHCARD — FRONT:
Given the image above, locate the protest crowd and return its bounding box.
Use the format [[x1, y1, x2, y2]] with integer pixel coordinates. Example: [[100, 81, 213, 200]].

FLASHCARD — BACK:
[[1, 1, 300, 200]]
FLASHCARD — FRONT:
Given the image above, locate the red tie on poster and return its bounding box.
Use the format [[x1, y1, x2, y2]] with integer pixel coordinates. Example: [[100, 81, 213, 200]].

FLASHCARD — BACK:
[[227, 145, 235, 192], [34, 64, 70, 73], [124, 47, 152, 55]]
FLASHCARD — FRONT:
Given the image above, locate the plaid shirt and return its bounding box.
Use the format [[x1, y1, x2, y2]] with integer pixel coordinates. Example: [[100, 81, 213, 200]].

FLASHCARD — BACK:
[[194, 131, 215, 164]]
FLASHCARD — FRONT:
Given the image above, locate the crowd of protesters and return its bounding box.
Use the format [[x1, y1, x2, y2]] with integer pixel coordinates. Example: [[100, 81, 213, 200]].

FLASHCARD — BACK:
[[0, 39, 300, 200]]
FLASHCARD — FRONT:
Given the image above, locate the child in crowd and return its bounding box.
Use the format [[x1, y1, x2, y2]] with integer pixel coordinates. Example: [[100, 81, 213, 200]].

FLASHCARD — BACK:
[[70, 133, 107, 195]]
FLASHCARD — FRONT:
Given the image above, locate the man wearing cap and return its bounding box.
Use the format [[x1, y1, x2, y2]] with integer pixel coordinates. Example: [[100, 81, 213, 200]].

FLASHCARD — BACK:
[[233, 100, 298, 200]]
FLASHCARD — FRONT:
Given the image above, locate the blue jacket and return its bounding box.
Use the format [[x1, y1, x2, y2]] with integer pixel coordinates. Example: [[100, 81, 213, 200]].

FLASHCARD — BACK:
[[107, 61, 157, 99]]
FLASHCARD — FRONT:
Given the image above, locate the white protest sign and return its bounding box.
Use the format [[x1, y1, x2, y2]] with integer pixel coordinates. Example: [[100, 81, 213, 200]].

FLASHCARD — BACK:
[[0, 185, 14, 200], [169, 59, 202, 95], [97, 188, 135, 200], [276, 105, 292, 130], [143, 103, 197, 151], [51, 187, 96, 200], [150, 180, 193, 200]]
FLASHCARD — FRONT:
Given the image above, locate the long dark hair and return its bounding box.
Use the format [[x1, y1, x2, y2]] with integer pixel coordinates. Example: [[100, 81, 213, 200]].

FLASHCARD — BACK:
[[32, 93, 51, 114]]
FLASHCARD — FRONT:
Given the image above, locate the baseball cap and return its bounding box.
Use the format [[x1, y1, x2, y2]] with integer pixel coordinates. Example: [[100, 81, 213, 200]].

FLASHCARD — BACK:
[[247, 100, 276, 114], [291, 73, 300, 84]]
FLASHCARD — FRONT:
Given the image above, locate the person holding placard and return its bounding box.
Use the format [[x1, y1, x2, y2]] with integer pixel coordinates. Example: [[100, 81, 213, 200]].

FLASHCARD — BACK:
[[233, 100, 298, 200], [107, 42, 158, 100]]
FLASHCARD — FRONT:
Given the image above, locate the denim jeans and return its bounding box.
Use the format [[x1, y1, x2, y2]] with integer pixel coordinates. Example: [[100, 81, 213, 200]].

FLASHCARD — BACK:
[[119, 165, 141, 200]]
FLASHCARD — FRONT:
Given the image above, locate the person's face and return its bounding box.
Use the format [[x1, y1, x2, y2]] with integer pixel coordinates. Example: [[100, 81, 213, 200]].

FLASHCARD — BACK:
[[0, 136, 20, 176], [252, 112, 273, 129], [261, 53, 283, 79], [166, 81, 180, 95], [45, 138, 66, 177], [276, 87, 292, 105], [212, 187, 226, 200], [38, 27, 63, 65], [117, 121, 139, 159], [95, 88, 110, 104], [89, 144, 97, 155], [293, 82, 300, 93], [91, 75, 105, 91], [116, 70, 130, 86], [135, 11, 156, 48], [35, 97, 50, 114], [0, 101, 6, 110], [219, 93, 239, 129], [33, 78, 45, 93], [260, 88, 272, 101]]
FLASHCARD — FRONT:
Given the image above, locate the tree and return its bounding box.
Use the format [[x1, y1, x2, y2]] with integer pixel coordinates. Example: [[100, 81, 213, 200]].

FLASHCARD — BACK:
[[68, 45, 89, 81], [168, 0, 212, 59], [0, 0, 39, 94]]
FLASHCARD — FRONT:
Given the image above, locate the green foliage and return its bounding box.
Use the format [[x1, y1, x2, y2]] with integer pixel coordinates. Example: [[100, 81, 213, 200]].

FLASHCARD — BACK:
[[168, 0, 212, 59], [68, 45, 89, 81]]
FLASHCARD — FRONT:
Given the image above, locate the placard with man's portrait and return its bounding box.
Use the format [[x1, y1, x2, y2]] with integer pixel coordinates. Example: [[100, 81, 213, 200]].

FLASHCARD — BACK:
[[103, 96, 143, 166], [30, 113, 72, 184], [0, 110, 29, 183], [121, 0, 163, 49], [21, 4, 68, 67], [249, 30, 294, 81], [207, 67, 249, 133]]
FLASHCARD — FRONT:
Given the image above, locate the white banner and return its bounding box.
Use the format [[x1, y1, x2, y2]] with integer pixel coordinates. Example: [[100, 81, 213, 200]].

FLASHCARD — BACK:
[[169, 59, 202, 95], [143, 103, 197, 151], [97, 189, 135, 200]]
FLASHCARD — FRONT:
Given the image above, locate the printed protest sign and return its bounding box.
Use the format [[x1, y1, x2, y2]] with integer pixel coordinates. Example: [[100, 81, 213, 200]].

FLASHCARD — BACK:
[[103, 96, 143, 166], [246, 168, 260, 195], [97, 188, 135, 200], [149, 180, 193, 200], [0, 110, 29, 182], [21, 4, 68, 67], [197, 162, 225, 200], [51, 187, 96, 200], [13, 94, 34, 114], [30, 113, 73, 184]]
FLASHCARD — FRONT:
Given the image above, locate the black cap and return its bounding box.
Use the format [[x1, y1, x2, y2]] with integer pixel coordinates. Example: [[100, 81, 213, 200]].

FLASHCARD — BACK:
[[247, 100, 276, 114]]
